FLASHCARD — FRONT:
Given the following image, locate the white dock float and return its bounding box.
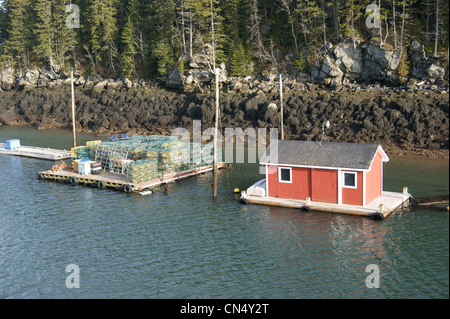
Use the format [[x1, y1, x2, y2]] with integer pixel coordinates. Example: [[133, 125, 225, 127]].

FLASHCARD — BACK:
[[241, 191, 410, 219], [0, 143, 72, 161]]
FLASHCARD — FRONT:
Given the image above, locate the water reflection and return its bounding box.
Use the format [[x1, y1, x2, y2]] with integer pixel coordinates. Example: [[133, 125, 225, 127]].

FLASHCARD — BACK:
[[0, 126, 448, 298]]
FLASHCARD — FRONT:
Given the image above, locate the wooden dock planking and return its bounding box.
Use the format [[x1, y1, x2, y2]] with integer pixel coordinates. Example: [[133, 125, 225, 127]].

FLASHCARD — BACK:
[[37, 163, 226, 192], [241, 191, 411, 219], [0, 143, 72, 161]]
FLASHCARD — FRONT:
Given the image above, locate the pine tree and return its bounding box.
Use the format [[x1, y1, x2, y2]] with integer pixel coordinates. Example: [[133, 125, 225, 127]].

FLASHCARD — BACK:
[[0, 1, 8, 44], [184, 0, 225, 68], [339, 0, 363, 49], [398, 0, 408, 49], [144, 0, 179, 77], [33, 0, 55, 69], [396, 48, 410, 81], [0, 0, 447, 80], [86, 0, 118, 74], [121, 16, 136, 78], [279, 0, 299, 52], [52, 0, 76, 73], [2, 0, 30, 72], [153, 38, 176, 77], [230, 42, 251, 76], [292, 51, 308, 72], [296, 0, 327, 48], [128, 0, 145, 77], [220, 0, 249, 44]]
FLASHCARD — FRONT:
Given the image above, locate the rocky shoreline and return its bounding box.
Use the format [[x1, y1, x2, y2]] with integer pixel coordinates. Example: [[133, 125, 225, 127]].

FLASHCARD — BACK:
[[0, 77, 448, 160]]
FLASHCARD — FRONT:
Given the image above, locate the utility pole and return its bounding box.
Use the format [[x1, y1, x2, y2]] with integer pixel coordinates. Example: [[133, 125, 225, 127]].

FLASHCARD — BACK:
[[70, 67, 77, 148], [279, 73, 284, 140], [213, 68, 219, 198], [211, 0, 218, 198]]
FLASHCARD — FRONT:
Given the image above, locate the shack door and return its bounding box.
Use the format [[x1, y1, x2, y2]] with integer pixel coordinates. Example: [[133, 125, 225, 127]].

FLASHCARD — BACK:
[[311, 169, 338, 203]]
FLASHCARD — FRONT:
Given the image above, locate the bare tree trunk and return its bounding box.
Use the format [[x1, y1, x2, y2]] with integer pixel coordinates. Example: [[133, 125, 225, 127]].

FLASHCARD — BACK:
[[426, 1, 430, 43], [135, 29, 146, 62], [134, 29, 146, 74], [384, 15, 389, 45], [181, 0, 186, 55], [379, 0, 384, 48], [83, 45, 96, 75], [249, 0, 272, 63], [291, 20, 299, 52], [73, 47, 77, 74], [299, 10, 308, 46], [49, 56, 55, 73], [351, 1, 356, 49], [109, 42, 116, 75], [189, 11, 193, 59], [434, 0, 439, 57], [400, 1, 405, 49], [393, 0, 398, 49], [322, 0, 327, 48], [280, 0, 298, 52]]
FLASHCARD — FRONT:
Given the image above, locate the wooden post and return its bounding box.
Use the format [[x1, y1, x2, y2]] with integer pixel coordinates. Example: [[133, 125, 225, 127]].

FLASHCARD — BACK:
[[279, 73, 284, 140], [213, 68, 219, 198], [70, 67, 77, 148]]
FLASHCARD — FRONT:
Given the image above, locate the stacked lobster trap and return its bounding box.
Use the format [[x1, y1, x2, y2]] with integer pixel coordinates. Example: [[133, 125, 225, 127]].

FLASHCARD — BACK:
[[72, 135, 222, 184]]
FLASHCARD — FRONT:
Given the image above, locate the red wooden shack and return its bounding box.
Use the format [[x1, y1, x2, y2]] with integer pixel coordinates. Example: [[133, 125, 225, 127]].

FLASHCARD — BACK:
[[259, 140, 389, 206]]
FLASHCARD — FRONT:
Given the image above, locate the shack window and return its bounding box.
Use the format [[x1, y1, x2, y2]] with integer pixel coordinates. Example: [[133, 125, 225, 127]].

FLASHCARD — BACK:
[[343, 172, 357, 188], [279, 167, 292, 183]]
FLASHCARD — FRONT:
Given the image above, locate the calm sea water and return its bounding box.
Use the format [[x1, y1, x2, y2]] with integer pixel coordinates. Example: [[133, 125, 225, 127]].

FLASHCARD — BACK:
[[0, 126, 448, 299]]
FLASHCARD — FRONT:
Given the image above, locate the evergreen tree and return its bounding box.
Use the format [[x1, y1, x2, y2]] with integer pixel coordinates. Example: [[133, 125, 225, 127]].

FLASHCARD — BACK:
[[0, 0, 448, 80], [339, 0, 363, 49], [248, 0, 273, 65], [121, 16, 136, 78], [185, 0, 225, 67], [144, 0, 179, 77], [221, 0, 250, 44], [396, 48, 410, 81], [33, 0, 54, 69], [52, 0, 76, 73], [398, 0, 408, 49], [86, 0, 118, 74], [0, 1, 8, 44], [128, 0, 146, 76], [296, 0, 327, 47], [292, 51, 308, 72], [279, 0, 299, 52], [153, 38, 176, 77], [229, 42, 251, 76], [2, 0, 30, 72]]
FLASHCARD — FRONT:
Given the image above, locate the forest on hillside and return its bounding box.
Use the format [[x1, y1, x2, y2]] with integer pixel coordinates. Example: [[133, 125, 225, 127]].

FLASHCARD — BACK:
[[0, 0, 448, 80]]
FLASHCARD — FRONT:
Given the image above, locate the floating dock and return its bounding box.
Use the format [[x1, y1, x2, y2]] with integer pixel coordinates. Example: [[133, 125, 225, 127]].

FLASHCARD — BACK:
[[35, 134, 226, 193], [0, 143, 72, 161], [37, 163, 226, 193], [239, 182, 411, 220]]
